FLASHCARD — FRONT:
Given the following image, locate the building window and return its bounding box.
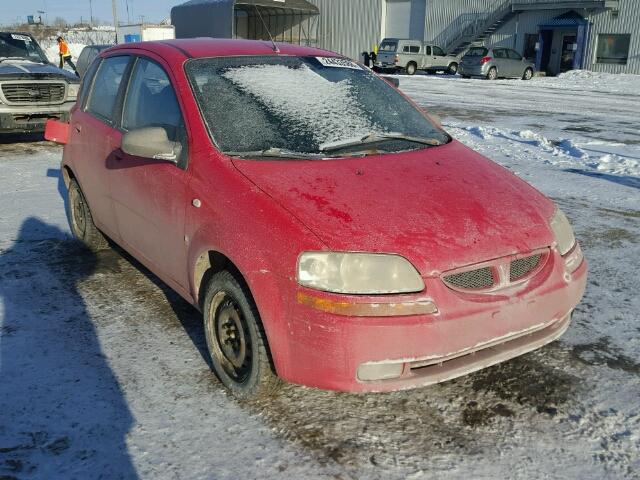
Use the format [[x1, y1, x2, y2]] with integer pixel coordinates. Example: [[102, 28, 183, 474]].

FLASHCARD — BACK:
[[596, 34, 631, 64]]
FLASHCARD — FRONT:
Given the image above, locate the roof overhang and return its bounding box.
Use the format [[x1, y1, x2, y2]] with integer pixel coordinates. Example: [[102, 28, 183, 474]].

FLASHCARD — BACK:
[[512, 0, 618, 11], [235, 0, 319, 14]]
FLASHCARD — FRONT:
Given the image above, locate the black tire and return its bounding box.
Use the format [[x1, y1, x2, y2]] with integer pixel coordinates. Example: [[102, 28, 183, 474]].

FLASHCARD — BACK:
[[68, 179, 109, 251], [406, 62, 417, 76], [462, 74, 471, 79], [447, 62, 458, 75], [203, 271, 280, 400], [487, 67, 498, 80], [522, 67, 534, 80]]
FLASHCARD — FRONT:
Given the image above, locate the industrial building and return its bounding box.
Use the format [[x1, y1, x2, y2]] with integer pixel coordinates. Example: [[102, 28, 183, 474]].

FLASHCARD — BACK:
[[171, 0, 639, 75]]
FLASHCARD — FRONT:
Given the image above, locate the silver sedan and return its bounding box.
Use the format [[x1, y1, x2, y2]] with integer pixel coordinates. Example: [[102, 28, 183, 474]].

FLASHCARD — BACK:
[[459, 47, 535, 80]]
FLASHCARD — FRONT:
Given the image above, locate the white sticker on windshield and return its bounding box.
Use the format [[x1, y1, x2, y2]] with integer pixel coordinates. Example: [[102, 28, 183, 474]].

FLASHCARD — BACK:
[[11, 34, 31, 42], [316, 57, 362, 70]]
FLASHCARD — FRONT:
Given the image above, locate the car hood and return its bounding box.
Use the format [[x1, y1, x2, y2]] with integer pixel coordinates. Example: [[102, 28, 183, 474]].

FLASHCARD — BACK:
[[232, 140, 556, 274], [0, 60, 78, 82]]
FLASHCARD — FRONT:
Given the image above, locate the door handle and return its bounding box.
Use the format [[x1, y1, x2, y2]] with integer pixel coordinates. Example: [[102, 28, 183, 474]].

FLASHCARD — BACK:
[[74, 124, 81, 133]]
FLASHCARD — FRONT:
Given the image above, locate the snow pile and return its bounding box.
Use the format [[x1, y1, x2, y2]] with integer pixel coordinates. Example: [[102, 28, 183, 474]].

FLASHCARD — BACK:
[[531, 69, 640, 95], [451, 124, 639, 177], [223, 63, 383, 146]]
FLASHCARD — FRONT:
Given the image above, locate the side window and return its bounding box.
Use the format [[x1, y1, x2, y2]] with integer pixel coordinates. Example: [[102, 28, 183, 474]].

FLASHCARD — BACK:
[[432, 46, 445, 56], [78, 57, 101, 107], [122, 58, 184, 142], [425, 46, 432, 55], [494, 49, 507, 59], [87, 56, 130, 123], [508, 49, 522, 60], [409, 46, 420, 54], [402, 45, 411, 53]]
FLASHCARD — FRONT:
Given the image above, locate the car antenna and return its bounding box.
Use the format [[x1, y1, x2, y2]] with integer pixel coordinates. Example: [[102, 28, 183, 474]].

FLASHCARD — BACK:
[[254, 4, 280, 53]]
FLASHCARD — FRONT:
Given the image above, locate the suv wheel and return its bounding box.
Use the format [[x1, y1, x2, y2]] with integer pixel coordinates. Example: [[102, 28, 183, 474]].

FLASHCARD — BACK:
[[406, 62, 417, 75], [487, 67, 498, 80], [68, 179, 109, 251], [447, 62, 458, 75], [522, 67, 534, 80], [203, 271, 280, 400]]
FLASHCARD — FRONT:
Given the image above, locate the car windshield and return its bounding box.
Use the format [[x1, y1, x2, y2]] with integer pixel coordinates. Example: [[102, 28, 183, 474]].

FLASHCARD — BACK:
[[379, 41, 397, 53], [0, 33, 48, 63], [186, 55, 449, 158], [465, 47, 488, 57]]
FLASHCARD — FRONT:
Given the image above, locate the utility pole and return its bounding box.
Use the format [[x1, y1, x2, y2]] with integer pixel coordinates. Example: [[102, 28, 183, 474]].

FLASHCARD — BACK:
[[112, 0, 119, 43], [89, 0, 94, 27]]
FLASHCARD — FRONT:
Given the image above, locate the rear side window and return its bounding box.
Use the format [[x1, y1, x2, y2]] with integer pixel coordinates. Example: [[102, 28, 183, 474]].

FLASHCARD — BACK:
[[465, 47, 488, 57], [122, 58, 184, 141], [425, 46, 432, 55], [507, 49, 523, 60], [87, 56, 130, 123], [432, 46, 445, 56], [403, 45, 420, 54], [493, 49, 508, 59], [78, 57, 101, 107]]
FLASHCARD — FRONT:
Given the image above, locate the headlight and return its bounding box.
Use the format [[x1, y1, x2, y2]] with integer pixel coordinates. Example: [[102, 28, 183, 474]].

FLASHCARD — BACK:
[[67, 83, 80, 100], [297, 252, 425, 294], [549, 207, 576, 256]]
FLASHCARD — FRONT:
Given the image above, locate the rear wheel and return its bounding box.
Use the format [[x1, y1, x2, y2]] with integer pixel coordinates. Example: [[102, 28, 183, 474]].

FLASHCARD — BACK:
[[203, 271, 280, 400], [68, 179, 109, 251], [522, 67, 534, 80], [447, 62, 458, 75], [487, 67, 498, 80], [406, 62, 417, 75]]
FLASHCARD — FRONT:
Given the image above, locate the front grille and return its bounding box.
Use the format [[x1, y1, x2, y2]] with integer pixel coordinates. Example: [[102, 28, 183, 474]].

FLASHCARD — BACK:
[[444, 267, 495, 290], [510, 254, 541, 282], [1, 83, 66, 104]]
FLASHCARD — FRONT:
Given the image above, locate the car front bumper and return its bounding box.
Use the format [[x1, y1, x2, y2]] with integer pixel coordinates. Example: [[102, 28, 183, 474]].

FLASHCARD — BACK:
[[0, 102, 74, 133], [276, 251, 587, 392]]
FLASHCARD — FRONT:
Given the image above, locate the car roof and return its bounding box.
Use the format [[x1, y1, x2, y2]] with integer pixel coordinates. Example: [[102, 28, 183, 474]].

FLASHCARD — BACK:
[[104, 38, 341, 60]]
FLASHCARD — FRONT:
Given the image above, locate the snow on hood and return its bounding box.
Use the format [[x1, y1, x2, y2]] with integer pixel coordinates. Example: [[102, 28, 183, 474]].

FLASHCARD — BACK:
[[0, 59, 78, 82], [233, 140, 557, 275]]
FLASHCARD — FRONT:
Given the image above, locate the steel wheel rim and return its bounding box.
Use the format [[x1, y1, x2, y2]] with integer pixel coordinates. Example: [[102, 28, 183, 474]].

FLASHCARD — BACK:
[[524, 69, 532, 80], [70, 188, 87, 237], [489, 68, 497, 80], [450, 64, 458, 74], [209, 293, 252, 383]]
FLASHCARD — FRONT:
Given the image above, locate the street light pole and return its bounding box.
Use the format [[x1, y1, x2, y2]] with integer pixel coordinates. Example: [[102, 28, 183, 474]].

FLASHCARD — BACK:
[[112, 0, 119, 43]]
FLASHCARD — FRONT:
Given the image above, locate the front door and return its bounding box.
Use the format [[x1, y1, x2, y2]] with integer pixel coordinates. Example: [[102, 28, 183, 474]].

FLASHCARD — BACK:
[[108, 56, 191, 289], [560, 34, 577, 73]]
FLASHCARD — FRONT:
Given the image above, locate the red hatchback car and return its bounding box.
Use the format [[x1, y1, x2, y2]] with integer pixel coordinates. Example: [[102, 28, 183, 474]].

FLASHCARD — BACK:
[[46, 39, 587, 399]]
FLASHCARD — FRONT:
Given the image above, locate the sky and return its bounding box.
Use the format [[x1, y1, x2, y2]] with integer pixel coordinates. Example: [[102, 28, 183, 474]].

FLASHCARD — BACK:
[[0, 0, 183, 27]]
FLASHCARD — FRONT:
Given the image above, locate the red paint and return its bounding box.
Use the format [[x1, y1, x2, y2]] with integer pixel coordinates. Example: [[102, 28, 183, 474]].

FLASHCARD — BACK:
[[61, 39, 587, 392]]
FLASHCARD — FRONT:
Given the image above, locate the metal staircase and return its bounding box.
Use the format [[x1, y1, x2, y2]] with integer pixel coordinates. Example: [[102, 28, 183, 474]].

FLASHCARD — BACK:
[[444, 0, 515, 56]]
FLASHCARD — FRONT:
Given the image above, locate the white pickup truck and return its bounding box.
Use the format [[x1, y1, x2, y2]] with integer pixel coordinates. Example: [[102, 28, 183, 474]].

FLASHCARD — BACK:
[[0, 32, 79, 134], [375, 38, 459, 76]]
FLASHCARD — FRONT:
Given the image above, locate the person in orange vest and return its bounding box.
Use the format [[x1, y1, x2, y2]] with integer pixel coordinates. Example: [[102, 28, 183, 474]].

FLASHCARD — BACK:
[[57, 36, 78, 76]]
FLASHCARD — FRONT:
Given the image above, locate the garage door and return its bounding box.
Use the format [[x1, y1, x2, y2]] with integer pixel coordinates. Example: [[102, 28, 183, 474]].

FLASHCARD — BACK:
[[385, 0, 411, 39]]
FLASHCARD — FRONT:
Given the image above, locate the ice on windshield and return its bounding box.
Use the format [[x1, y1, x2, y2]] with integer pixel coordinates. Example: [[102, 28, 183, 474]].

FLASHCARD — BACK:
[[222, 63, 384, 149]]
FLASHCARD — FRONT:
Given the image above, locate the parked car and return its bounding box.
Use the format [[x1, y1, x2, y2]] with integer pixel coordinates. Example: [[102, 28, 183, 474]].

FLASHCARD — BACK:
[[459, 46, 535, 80], [76, 44, 112, 78], [0, 31, 79, 134], [46, 39, 586, 399], [376, 38, 459, 75]]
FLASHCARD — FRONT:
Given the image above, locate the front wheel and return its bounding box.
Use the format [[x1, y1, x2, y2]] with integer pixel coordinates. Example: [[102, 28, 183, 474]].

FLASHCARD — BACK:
[[447, 62, 458, 75], [203, 271, 280, 400], [522, 67, 534, 80], [68, 179, 109, 251], [406, 62, 417, 75], [487, 67, 498, 80]]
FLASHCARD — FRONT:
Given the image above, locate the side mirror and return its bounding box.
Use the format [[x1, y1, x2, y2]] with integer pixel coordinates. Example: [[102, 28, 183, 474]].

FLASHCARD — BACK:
[[383, 76, 400, 88], [122, 127, 181, 163]]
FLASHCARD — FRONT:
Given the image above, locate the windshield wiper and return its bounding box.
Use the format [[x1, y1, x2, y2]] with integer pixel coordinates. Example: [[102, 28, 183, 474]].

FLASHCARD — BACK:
[[226, 147, 325, 160], [319, 132, 444, 153]]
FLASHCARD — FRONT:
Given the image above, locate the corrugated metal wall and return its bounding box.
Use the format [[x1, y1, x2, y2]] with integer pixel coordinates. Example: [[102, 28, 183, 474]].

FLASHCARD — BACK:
[[307, 0, 383, 60], [424, 0, 502, 48], [585, 0, 640, 74]]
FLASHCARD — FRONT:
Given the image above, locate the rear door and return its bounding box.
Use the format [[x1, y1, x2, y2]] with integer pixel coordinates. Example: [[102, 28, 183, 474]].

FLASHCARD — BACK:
[[108, 55, 191, 288], [492, 48, 509, 76], [70, 55, 132, 241], [423, 45, 433, 68], [507, 49, 524, 77], [431, 45, 447, 69]]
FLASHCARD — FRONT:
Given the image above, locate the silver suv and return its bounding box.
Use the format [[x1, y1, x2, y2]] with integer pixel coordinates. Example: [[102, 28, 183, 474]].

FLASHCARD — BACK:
[[375, 38, 459, 75], [0, 32, 79, 134], [459, 46, 535, 80]]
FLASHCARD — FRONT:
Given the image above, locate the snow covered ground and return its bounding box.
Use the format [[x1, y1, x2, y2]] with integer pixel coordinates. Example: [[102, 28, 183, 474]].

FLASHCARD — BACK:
[[1, 72, 639, 479]]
